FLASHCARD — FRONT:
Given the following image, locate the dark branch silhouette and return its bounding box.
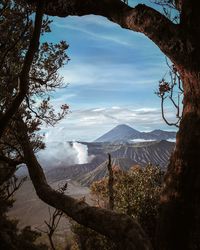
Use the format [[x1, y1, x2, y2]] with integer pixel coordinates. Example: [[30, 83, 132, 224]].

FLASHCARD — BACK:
[[156, 64, 183, 127], [107, 153, 114, 210], [38, 182, 68, 250], [0, 1, 44, 137], [17, 119, 153, 250]]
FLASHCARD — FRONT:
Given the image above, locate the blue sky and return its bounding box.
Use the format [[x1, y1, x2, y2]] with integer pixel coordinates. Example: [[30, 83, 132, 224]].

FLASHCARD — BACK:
[[41, 1, 179, 142]]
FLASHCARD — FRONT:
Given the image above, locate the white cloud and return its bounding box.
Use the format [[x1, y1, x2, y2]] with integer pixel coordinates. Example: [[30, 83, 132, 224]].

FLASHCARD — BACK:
[[69, 15, 117, 28], [92, 108, 106, 112], [60, 62, 162, 89], [40, 12, 178, 144], [134, 108, 158, 112], [111, 106, 121, 110], [131, 139, 155, 143], [37, 140, 91, 169], [50, 92, 77, 108], [53, 19, 135, 47], [40, 106, 177, 142]]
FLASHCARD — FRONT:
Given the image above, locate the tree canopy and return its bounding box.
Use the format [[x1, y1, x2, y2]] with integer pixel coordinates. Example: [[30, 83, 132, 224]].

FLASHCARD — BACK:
[[1, 0, 200, 249]]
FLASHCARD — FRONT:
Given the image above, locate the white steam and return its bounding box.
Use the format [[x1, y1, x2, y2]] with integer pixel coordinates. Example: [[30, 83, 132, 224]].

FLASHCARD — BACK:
[[72, 141, 88, 164], [37, 141, 90, 169]]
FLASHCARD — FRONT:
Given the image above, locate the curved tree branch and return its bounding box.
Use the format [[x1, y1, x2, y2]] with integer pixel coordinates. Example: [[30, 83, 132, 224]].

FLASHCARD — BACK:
[[160, 96, 179, 127], [38, 0, 183, 65], [18, 120, 153, 250]]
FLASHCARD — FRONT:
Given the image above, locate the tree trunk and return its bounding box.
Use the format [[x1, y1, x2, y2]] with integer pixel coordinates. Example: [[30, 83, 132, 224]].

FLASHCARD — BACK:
[[18, 120, 153, 250], [48, 233, 56, 250], [15, 2, 200, 249], [107, 153, 114, 210], [158, 69, 200, 250]]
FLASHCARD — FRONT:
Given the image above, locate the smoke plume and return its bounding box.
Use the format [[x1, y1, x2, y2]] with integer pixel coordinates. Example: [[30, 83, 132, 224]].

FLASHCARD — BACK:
[[37, 141, 90, 169]]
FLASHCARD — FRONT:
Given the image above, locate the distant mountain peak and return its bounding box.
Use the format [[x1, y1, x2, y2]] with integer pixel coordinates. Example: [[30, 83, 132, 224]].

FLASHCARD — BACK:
[[113, 124, 139, 131], [115, 124, 133, 129], [152, 129, 162, 132], [95, 124, 176, 143], [95, 124, 140, 143]]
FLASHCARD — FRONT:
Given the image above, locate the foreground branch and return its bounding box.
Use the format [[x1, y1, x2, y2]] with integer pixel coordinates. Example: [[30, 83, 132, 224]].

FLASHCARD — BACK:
[[107, 153, 114, 210], [0, 1, 44, 138], [0, 155, 24, 185], [18, 121, 152, 250], [25, 0, 183, 66]]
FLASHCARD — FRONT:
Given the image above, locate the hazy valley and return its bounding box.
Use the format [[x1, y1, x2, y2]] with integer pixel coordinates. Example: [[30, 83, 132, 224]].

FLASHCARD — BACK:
[[9, 124, 176, 245]]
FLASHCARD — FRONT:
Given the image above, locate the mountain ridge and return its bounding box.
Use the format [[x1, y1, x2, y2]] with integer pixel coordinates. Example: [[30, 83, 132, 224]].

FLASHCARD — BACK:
[[46, 140, 175, 185], [95, 124, 176, 143]]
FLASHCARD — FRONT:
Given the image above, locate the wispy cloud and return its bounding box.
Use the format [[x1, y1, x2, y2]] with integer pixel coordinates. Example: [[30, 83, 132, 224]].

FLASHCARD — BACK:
[[52, 12, 161, 53], [41, 106, 177, 142], [42, 12, 177, 143], [54, 21, 132, 47], [53, 14, 142, 48], [60, 61, 166, 89]]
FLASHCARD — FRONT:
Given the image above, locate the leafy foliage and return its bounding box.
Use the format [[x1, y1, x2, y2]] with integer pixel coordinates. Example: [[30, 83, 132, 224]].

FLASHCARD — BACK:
[[73, 165, 164, 249], [0, 1, 70, 248], [0, 0, 69, 182], [0, 176, 48, 250], [72, 223, 117, 250], [155, 64, 183, 127]]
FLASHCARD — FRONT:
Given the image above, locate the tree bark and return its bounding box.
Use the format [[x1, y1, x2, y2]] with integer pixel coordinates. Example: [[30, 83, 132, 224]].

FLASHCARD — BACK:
[[18, 1, 200, 249], [157, 70, 200, 250], [25, 0, 183, 66], [18, 121, 153, 250]]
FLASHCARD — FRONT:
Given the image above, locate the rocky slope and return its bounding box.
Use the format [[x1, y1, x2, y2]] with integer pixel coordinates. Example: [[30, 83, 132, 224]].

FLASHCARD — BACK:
[[46, 140, 175, 185]]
